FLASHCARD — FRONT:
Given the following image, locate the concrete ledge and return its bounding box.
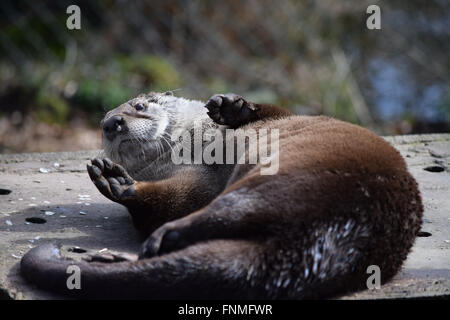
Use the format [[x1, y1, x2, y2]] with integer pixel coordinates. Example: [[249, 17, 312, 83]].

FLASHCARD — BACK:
[[0, 134, 449, 299]]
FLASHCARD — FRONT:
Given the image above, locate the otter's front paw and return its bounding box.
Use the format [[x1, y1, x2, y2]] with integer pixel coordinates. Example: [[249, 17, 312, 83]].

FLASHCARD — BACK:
[[87, 158, 136, 202], [205, 93, 257, 128]]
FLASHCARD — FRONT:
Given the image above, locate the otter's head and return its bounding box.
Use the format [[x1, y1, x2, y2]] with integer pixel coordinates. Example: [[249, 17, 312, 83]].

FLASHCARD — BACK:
[[101, 91, 209, 174]]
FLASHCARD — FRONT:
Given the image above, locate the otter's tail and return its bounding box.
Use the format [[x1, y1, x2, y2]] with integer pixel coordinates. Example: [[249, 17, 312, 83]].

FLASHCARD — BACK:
[[21, 240, 269, 299]]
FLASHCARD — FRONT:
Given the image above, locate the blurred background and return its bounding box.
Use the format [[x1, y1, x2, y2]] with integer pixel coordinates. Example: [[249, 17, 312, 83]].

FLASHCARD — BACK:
[[0, 0, 449, 153]]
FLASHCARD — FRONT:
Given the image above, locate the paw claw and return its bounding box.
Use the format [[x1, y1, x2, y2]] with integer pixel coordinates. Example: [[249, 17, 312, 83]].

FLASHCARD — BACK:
[[87, 163, 101, 179], [92, 158, 104, 171], [93, 176, 112, 198], [103, 158, 114, 171], [210, 95, 223, 106]]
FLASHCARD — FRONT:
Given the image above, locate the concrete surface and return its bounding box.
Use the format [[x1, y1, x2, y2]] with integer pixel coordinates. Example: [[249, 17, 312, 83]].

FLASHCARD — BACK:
[[0, 134, 449, 300]]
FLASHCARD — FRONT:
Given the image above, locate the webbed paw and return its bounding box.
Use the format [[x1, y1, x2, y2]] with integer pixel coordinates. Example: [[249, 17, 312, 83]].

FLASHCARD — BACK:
[[87, 158, 136, 202], [205, 93, 257, 127]]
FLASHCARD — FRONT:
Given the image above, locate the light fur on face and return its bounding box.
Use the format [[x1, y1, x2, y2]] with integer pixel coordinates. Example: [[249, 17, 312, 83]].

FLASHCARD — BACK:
[[101, 92, 216, 178]]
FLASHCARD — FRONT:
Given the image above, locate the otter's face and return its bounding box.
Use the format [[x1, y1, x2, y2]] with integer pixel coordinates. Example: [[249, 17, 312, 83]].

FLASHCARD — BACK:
[[101, 91, 211, 175], [101, 92, 176, 170]]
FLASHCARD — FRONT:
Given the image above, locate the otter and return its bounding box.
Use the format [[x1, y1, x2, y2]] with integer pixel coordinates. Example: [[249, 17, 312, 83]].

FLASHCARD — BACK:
[[20, 92, 423, 299]]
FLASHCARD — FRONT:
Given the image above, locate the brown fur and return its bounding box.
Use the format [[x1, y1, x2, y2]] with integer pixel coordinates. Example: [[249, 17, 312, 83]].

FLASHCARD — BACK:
[[21, 93, 423, 299]]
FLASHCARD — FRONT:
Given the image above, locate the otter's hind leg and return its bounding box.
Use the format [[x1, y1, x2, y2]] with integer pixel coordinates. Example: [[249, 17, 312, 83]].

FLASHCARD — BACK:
[[140, 187, 279, 258]]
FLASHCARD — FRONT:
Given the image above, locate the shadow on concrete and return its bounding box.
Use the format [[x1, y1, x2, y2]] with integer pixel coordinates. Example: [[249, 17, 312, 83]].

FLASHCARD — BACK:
[[1, 202, 142, 253]]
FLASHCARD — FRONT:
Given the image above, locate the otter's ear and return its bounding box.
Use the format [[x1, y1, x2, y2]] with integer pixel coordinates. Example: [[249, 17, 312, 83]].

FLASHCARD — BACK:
[[163, 91, 174, 96]]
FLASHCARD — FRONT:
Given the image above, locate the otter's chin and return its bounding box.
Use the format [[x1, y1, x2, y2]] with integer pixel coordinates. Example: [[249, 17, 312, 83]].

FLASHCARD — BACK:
[[118, 139, 160, 159], [117, 139, 140, 155], [118, 138, 134, 146]]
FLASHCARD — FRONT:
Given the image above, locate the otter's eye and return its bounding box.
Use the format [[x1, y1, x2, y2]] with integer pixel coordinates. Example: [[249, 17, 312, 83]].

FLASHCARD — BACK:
[[135, 103, 144, 111]]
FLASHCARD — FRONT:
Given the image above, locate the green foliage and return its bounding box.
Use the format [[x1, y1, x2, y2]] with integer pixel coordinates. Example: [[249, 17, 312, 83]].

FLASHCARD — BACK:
[[73, 55, 181, 115], [76, 78, 133, 112], [120, 55, 181, 91], [206, 78, 229, 96], [35, 93, 69, 125]]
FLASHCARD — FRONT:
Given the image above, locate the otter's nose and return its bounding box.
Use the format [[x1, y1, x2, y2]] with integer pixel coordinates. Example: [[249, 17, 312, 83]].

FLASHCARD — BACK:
[[103, 116, 126, 141]]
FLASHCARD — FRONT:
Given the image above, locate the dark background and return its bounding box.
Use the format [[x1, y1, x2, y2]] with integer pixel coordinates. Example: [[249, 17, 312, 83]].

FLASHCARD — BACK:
[[0, 0, 449, 153]]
